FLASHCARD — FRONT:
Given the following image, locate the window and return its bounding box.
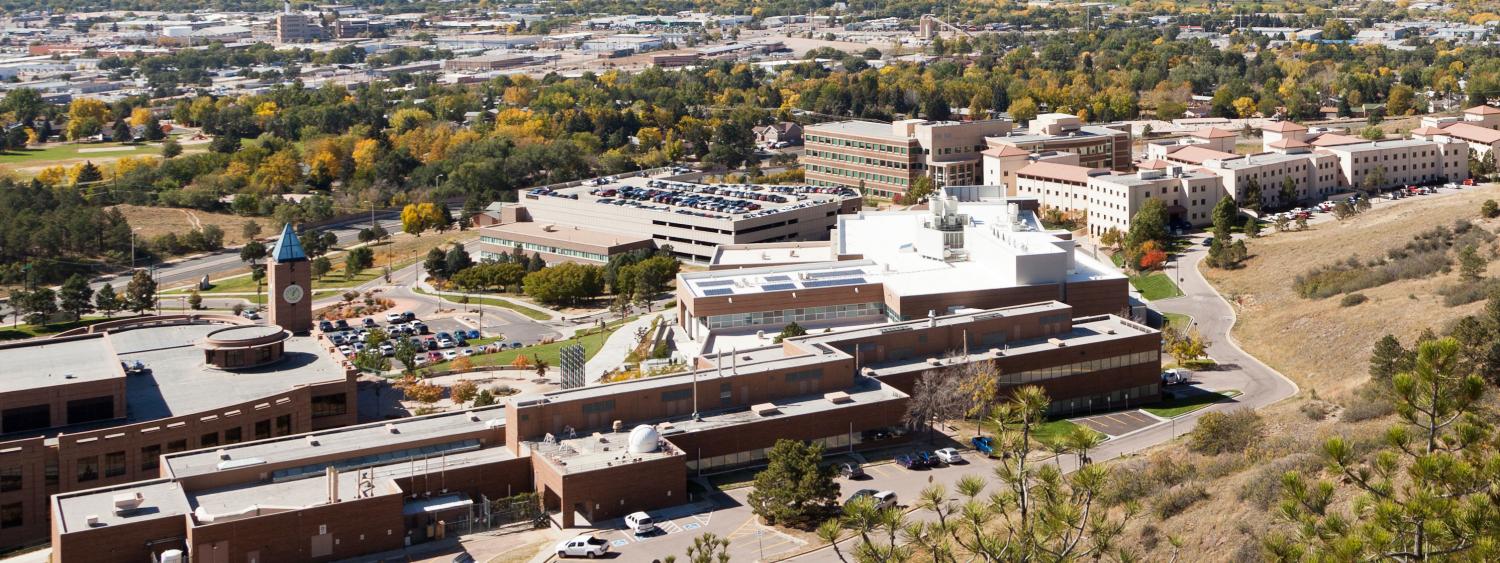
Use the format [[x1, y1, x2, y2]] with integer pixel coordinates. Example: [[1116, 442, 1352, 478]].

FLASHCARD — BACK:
[[66, 396, 114, 425], [661, 389, 693, 402], [2, 404, 50, 434], [76, 456, 99, 483], [0, 502, 20, 529], [224, 427, 242, 444], [255, 420, 272, 440], [104, 451, 126, 478], [141, 445, 161, 472], [166, 439, 188, 454], [275, 415, 292, 437], [312, 393, 348, 419], [200, 432, 219, 448], [0, 466, 19, 492], [581, 400, 615, 414]]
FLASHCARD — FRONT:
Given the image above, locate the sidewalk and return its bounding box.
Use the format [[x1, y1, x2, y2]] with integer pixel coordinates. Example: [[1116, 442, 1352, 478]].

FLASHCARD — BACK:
[[413, 279, 567, 322], [584, 311, 665, 383]]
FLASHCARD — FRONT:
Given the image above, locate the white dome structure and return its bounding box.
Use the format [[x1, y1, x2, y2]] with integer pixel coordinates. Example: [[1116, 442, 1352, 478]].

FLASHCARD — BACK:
[[627, 425, 661, 454]]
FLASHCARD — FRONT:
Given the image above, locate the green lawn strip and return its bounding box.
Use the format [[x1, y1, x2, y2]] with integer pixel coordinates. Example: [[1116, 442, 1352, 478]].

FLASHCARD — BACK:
[[412, 287, 551, 321], [165, 267, 385, 295], [980, 418, 1104, 448], [0, 317, 115, 341], [423, 317, 631, 372], [0, 141, 168, 163], [1162, 312, 1192, 331], [1144, 389, 1242, 418], [1130, 272, 1183, 300]]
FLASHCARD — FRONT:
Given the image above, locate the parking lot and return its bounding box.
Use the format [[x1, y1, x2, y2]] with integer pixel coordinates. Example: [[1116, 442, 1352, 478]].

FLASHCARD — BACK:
[[322, 311, 545, 365], [1073, 410, 1161, 437]]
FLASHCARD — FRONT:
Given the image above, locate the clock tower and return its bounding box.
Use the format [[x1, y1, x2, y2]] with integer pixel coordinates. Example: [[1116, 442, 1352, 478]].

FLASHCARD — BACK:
[[268, 223, 312, 334]]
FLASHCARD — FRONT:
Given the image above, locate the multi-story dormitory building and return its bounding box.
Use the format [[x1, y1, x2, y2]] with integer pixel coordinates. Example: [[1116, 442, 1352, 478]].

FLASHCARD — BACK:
[[1015, 118, 1471, 236], [49, 299, 1160, 563], [0, 228, 357, 555], [803, 114, 1133, 199]]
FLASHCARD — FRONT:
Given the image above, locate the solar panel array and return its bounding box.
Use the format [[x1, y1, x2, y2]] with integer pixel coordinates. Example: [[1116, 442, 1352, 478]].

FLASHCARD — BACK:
[[702, 288, 736, 297], [764, 275, 791, 282], [803, 277, 867, 288], [805, 269, 864, 279], [696, 280, 735, 287], [761, 283, 797, 292]]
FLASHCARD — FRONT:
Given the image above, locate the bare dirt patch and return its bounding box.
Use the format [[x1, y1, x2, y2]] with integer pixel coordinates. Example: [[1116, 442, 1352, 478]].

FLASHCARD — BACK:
[[110, 205, 266, 248]]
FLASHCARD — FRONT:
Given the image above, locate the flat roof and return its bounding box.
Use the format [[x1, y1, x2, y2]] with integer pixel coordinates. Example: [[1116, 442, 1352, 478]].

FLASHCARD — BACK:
[[165, 406, 507, 479], [711, 242, 836, 267], [54, 480, 191, 533], [1164, 144, 1241, 164], [862, 314, 1155, 379], [485, 220, 651, 248], [1015, 161, 1104, 183], [682, 260, 879, 297], [1090, 168, 1219, 187], [988, 124, 1124, 144], [111, 323, 348, 421], [1318, 137, 1459, 152], [805, 120, 905, 140], [0, 335, 122, 394]]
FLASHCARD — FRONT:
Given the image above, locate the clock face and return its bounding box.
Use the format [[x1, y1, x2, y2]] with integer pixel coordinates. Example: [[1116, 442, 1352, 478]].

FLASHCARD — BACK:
[[283, 283, 305, 304]]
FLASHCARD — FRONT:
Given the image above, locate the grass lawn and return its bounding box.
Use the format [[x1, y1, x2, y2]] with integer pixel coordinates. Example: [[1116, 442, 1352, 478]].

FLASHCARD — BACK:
[[1163, 312, 1192, 331], [413, 287, 551, 321], [0, 317, 116, 340], [0, 141, 169, 164], [424, 317, 632, 372], [1131, 272, 1183, 300], [1144, 389, 1241, 418], [981, 418, 1104, 448]]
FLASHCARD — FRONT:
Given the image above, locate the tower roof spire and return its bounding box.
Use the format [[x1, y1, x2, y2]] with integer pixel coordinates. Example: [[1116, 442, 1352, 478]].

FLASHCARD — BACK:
[[272, 223, 308, 263]]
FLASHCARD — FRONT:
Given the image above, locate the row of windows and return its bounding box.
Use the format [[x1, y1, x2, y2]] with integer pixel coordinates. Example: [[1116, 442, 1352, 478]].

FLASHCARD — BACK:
[[805, 134, 912, 154], [706, 302, 884, 330], [1046, 383, 1161, 416], [71, 414, 294, 484], [806, 149, 912, 170], [0, 396, 115, 434], [686, 430, 862, 474], [480, 236, 608, 263], [999, 350, 1159, 385], [806, 164, 911, 186]]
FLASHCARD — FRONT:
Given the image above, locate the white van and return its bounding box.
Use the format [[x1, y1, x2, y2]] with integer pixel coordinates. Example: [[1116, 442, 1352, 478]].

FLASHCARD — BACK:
[[625, 511, 656, 535]]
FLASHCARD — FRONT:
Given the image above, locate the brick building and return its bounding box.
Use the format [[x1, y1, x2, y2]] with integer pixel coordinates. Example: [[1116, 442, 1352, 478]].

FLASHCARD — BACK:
[[51, 300, 1159, 562]]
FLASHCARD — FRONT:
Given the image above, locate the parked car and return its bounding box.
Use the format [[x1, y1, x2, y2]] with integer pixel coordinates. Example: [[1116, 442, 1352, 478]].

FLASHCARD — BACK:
[[361, 318, 377, 328], [424, 339, 440, 351], [318, 320, 334, 332], [915, 451, 935, 467], [846, 489, 898, 510], [1162, 368, 1191, 385], [624, 511, 657, 535], [511, 341, 524, 349], [378, 343, 394, 357], [441, 350, 458, 361], [837, 462, 866, 479], [460, 348, 475, 357], [337, 345, 353, 356], [385, 312, 404, 323], [934, 448, 963, 464], [971, 436, 995, 455], [555, 535, 609, 559], [334, 319, 350, 330], [894, 454, 917, 469], [411, 320, 429, 334], [477, 344, 490, 354], [241, 310, 260, 320]]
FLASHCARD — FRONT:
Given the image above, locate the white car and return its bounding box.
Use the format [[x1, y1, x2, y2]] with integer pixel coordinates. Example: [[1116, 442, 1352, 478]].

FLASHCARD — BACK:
[[337, 345, 353, 356], [1162, 368, 1191, 385], [934, 448, 963, 464], [241, 310, 260, 320], [442, 350, 458, 361], [460, 348, 475, 357], [624, 511, 656, 535], [555, 535, 609, 558], [386, 312, 404, 323]]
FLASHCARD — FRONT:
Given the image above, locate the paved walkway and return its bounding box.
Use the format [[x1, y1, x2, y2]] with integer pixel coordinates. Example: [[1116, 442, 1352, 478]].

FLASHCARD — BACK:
[[585, 311, 667, 383]]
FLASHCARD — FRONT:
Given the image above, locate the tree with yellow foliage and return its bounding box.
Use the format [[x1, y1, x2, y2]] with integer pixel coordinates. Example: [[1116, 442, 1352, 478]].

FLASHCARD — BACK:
[[1232, 96, 1257, 118], [64, 98, 110, 141], [401, 202, 447, 236], [390, 108, 433, 133], [352, 138, 381, 173], [251, 150, 303, 193], [127, 107, 153, 128], [35, 165, 67, 186]]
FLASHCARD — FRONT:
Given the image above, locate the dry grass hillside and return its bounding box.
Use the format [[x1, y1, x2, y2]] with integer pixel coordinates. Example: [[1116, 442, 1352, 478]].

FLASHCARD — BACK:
[[110, 204, 266, 249], [1110, 184, 1500, 560]]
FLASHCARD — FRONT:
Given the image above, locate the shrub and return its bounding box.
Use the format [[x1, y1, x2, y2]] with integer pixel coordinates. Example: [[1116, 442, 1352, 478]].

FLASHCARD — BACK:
[[1152, 483, 1209, 520], [1102, 453, 1197, 505], [1340, 293, 1368, 307], [450, 357, 474, 372], [1238, 452, 1322, 508], [450, 379, 478, 403], [1300, 400, 1336, 420], [1341, 381, 1395, 422], [1189, 409, 1264, 455], [1439, 278, 1500, 307], [1483, 199, 1499, 219]]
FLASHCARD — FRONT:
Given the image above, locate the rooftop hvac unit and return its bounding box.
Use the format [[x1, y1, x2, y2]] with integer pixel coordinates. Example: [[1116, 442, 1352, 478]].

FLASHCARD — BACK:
[[113, 492, 144, 512], [485, 419, 504, 430], [1048, 338, 1067, 347], [824, 391, 852, 404], [85, 515, 99, 527], [752, 403, 781, 416], [306, 435, 320, 446]]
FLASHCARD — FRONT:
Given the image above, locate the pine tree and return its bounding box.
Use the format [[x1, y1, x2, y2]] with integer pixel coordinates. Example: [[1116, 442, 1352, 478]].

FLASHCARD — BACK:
[[93, 283, 121, 318], [58, 273, 95, 321], [1368, 334, 1411, 382]]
